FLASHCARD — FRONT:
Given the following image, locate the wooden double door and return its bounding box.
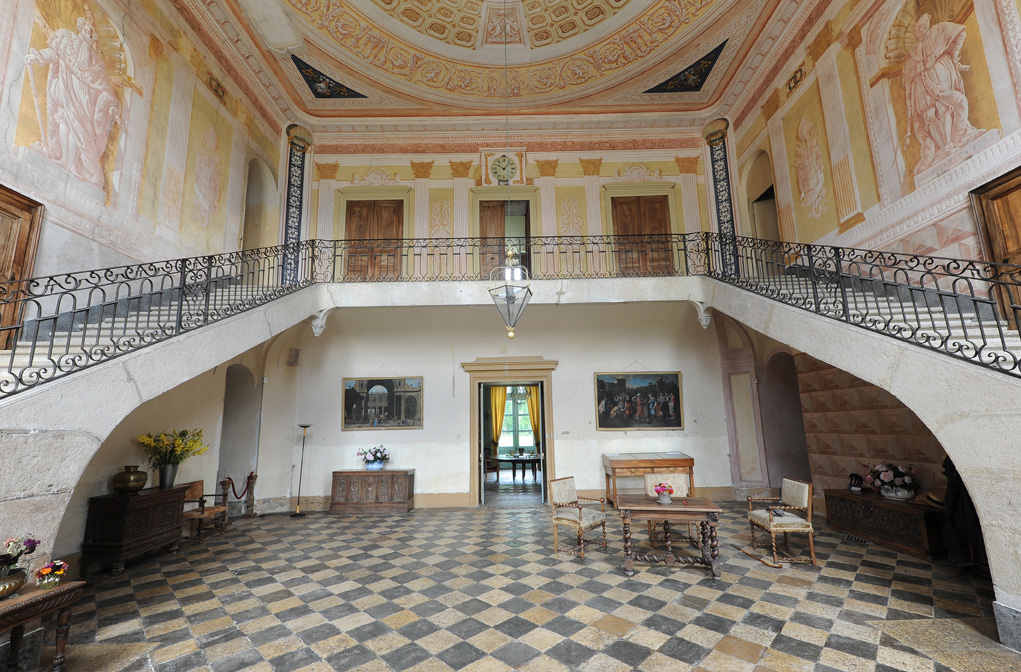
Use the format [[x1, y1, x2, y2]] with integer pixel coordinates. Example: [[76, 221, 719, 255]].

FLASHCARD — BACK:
[[972, 170, 1021, 329], [480, 200, 530, 277], [345, 200, 403, 281], [0, 186, 43, 348], [610, 195, 672, 276]]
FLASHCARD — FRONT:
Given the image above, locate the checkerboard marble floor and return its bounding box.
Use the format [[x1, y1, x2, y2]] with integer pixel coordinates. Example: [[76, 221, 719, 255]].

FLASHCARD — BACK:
[[53, 501, 1018, 672]]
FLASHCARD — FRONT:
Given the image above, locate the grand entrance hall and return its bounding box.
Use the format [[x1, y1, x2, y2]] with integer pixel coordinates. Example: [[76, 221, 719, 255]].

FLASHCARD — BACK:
[[6, 0, 1021, 668], [44, 506, 1005, 671]]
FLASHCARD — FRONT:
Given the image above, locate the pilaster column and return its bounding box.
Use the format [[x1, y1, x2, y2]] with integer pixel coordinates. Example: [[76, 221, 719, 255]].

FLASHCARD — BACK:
[[535, 160, 558, 236], [411, 161, 434, 239], [702, 119, 738, 276], [816, 49, 864, 232], [315, 163, 339, 240], [580, 159, 603, 235], [450, 160, 473, 276], [158, 56, 195, 228], [766, 115, 797, 242], [283, 126, 312, 283], [674, 157, 701, 234], [223, 122, 249, 250]]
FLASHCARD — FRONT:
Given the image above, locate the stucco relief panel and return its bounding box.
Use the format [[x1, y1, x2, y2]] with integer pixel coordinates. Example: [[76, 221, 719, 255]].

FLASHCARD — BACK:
[[369, 0, 483, 49], [781, 81, 837, 243], [17, 0, 137, 196]]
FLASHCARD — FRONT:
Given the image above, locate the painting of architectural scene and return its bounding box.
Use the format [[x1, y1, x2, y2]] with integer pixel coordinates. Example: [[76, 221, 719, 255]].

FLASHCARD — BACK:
[[595, 372, 682, 430], [342, 377, 423, 429]]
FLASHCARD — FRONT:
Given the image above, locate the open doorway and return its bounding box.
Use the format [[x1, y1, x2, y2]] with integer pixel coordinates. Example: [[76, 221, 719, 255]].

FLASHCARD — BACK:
[[461, 356, 558, 508], [481, 383, 544, 508]]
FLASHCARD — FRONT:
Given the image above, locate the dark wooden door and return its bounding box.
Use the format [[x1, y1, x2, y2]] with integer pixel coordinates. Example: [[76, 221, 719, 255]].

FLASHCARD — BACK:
[[0, 187, 43, 349], [611, 195, 671, 276], [972, 171, 1021, 329], [480, 201, 506, 278], [345, 200, 403, 281]]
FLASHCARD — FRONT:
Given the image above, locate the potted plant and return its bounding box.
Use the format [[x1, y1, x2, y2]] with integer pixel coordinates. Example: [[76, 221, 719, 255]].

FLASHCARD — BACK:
[[138, 429, 209, 489], [0, 534, 40, 599]]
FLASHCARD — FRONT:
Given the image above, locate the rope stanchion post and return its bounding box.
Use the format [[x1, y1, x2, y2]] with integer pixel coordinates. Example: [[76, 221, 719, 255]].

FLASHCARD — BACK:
[[243, 472, 258, 518]]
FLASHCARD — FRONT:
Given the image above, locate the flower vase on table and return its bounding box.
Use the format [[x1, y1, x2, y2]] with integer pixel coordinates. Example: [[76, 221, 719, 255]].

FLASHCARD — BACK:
[[0, 534, 40, 599], [865, 463, 920, 502], [653, 482, 674, 505], [357, 445, 390, 472], [35, 561, 68, 590], [138, 429, 209, 490]]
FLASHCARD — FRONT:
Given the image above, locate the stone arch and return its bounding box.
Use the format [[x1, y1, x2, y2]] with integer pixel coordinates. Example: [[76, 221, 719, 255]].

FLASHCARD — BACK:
[[242, 157, 280, 249], [758, 351, 811, 488], [741, 150, 780, 241], [218, 363, 262, 513]]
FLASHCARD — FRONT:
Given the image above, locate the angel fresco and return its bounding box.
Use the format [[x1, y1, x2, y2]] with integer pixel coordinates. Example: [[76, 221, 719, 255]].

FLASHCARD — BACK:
[[23, 4, 136, 190], [902, 13, 983, 175], [795, 118, 826, 218]]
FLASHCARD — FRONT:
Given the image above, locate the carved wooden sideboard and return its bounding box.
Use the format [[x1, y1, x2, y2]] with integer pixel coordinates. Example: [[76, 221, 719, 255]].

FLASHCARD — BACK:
[[330, 469, 414, 514], [80, 485, 188, 577], [824, 489, 945, 560]]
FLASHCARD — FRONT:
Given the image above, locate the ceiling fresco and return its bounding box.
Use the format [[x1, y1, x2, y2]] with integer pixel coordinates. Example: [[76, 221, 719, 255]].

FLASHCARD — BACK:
[[184, 0, 794, 129]]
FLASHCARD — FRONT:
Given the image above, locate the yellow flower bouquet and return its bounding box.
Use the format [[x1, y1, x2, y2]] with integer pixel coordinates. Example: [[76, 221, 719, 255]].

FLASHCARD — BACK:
[[138, 429, 209, 469]]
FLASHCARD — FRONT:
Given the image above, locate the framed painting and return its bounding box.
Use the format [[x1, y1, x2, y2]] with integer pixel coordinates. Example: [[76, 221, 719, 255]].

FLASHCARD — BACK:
[[342, 377, 423, 430], [594, 372, 683, 430]]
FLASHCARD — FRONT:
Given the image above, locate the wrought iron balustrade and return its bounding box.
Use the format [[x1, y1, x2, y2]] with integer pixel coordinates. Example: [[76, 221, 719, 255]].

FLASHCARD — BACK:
[[0, 233, 1018, 398]]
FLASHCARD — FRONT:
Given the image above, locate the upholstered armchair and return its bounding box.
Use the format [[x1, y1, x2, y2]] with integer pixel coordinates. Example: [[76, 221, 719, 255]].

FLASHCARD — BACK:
[[747, 478, 816, 565], [549, 476, 607, 559], [643, 472, 695, 547]]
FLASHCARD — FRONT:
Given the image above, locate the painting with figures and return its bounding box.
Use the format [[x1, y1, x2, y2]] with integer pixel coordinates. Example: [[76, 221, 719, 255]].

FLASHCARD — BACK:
[[343, 377, 423, 430], [595, 372, 682, 431]]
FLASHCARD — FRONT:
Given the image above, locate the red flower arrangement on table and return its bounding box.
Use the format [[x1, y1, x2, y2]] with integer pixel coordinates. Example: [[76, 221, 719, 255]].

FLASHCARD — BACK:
[[653, 483, 674, 496]]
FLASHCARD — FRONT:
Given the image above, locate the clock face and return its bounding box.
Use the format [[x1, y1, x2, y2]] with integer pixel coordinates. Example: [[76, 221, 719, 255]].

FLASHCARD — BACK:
[[491, 155, 518, 181]]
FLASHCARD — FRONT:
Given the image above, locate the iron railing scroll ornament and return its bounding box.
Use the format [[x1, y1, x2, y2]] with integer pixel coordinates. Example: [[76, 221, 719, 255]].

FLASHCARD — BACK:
[[0, 234, 1018, 398]]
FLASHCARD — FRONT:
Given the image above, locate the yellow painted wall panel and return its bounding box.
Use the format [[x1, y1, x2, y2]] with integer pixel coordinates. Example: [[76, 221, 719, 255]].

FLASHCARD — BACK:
[[138, 53, 175, 222], [180, 89, 234, 249]]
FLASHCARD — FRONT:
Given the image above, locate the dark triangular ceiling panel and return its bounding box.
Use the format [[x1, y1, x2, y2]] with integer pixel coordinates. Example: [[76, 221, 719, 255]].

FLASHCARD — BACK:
[[645, 41, 728, 94], [292, 56, 367, 99]]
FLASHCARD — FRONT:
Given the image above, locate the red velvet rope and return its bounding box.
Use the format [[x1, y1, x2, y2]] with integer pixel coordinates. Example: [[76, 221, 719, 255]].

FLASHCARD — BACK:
[[228, 472, 255, 499]]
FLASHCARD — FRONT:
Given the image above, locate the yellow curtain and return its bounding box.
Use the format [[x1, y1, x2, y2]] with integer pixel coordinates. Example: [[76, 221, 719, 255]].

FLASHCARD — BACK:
[[525, 385, 541, 450], [490, 386, 507, 455]]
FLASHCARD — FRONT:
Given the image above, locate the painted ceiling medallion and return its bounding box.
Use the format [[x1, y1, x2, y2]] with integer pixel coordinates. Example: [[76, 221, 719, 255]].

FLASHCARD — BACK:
[[285, 0, 723, 106], [291, 56, 367, 99], [645, 41, 728, 93]]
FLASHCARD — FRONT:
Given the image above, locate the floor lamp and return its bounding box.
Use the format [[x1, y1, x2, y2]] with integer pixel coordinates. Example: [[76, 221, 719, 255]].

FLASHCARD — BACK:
[[292, 423, 312, 517]]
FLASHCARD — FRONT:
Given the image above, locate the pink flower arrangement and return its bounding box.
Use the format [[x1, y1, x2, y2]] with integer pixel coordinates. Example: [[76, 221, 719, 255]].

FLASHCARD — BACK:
[[653, 483, 674, 496], [864, 463, 920, 494]]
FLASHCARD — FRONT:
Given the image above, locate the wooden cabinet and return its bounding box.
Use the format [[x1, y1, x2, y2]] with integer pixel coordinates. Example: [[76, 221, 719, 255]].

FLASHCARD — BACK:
[[80, 486, 188, 577], [330, 470, 414, 514], [824, 489, 945, 560], [602, 452, 694, 507]]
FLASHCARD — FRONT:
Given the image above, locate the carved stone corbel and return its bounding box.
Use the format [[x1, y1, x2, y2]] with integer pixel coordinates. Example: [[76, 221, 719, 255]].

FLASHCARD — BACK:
[[692, 302, 712, 329], [310, 308, 334, 337]]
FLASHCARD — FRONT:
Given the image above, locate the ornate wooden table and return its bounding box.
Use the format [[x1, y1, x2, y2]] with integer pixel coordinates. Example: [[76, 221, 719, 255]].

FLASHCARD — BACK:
[[0, 581, 86, 672], [602, 452, 695, 506], [616, 494, 723, 579], [495, 456, 540, 482]]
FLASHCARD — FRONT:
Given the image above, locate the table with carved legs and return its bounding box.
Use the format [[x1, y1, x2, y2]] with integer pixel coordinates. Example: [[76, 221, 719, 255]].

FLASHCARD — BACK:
[[616, 495, 723, 580], [0, 581, 86, 672]]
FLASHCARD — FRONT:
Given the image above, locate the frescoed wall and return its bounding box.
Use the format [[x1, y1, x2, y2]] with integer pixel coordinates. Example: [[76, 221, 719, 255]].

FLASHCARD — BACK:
[[0, 0, 281, 273], [733, 0, 1021, 261]]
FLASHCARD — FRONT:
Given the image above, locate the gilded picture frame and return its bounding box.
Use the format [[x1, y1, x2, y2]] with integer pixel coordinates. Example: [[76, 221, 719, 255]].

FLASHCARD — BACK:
[[594, 372, 683, 431], [342, 377, 423, 430]]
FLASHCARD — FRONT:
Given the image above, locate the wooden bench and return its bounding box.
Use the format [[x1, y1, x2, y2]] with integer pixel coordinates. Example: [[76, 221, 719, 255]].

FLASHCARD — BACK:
[[181, 480, 229, 540]]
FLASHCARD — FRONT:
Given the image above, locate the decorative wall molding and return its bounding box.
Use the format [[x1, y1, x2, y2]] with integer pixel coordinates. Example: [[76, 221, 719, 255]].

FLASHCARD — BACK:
[[612, 163, 663, 182], [352, 168, 400, 186]]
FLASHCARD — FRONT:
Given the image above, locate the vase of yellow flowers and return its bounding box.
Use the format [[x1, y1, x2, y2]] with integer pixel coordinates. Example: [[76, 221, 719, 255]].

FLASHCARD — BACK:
[[138, 429, 209, 489]]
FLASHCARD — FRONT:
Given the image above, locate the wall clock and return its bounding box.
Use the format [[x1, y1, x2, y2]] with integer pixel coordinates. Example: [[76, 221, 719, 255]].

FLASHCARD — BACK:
[[490, 155, 518, 182]]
